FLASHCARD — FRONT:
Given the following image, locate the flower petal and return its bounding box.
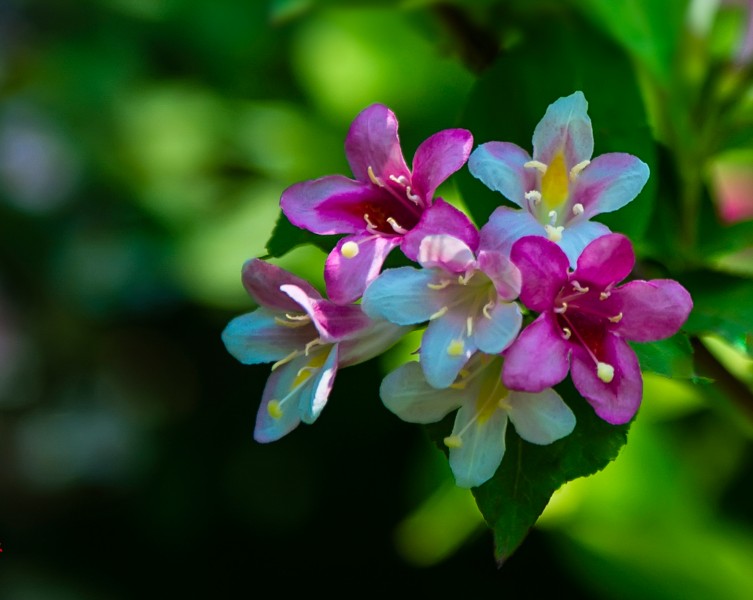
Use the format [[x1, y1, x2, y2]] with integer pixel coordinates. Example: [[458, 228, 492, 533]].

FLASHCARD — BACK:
[[280, 284, 370, 342], [479, 206, 545, 258], [324, 233, 401, 305], [449, 400, 508, 488], [344, 103, 410, 184], [379, 361, 464, 422], [401, 198, 479, 261], [570, 334, 642, 424], [411, 128, 473, 201], [571, 152, 650, 217], [361, 266, 447, 325], [503, 313, 571, 391], [557, 218, 612, 268], [241, 258, 322, 312], [468, 141, 536, 208], [610, 279, 693, 342], [506, 387, 576, 445], [574, 233, 635, 288], [477, 250, 521, 301], [474, 301, 522, 355], [532, 91, 594, 167], [254, 353, 312, 443], [222, 308, 309, 365], [420, 311, 477, 389], [510, 235, 569, 312], [418, 234, 475, 273], [338, 319, 410, 367], [280, 175, 374, 235], [300, 345, 339, 424]]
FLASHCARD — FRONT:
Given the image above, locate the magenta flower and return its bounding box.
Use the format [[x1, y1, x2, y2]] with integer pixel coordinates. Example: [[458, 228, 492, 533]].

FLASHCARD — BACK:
[[221, 259, 408, 442], [280, 103, 476, 304], [502, 234, 693, 425]]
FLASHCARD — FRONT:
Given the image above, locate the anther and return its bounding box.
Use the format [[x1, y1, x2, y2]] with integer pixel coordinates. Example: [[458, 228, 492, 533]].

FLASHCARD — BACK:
[[427, 279, 451, 290], [389, 174, 409, 186], [599, 291, 611, 300], [554, 302, 568, 314], [443, 435, 463, 449], [304, 339, 323, 355], [524, 160, 548, 174], [571, 280, 589, 293], [429, 306, 448, 320], [367, 166, 384, 187], [341, 240, 359, 259], [569, 160, 590, 181], [608, 312, 623, 323], [466, 316, 474, 337], [562, 327, 572, 340], [386, 217, 408, 234], [482, 300, 495, 319], [405, 186, 422, 204], [545, 224, 564, 242], [447, 339, 465, 356], [572, 203, 584, 215], [363, 213, 378, 231], [525, 190, 542, 205], [597, 361, 615, 383], [271, 350, 300, 371], [267, 400, 283, 420]]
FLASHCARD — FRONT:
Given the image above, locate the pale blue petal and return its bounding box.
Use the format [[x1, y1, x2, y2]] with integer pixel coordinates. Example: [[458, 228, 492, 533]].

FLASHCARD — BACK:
[[222, 308, 310, 365], [361, 267, 449, 325], [532, 91, 594, 167], [300, 345, 339, 424], [558, 218, 612, 267], [338, 320, 412, 367], [449, 400, 508, 488], [379, 361, 464, 423], [420, 311, 476, 388], [468, 142, 535, 208], [254, 357, 310, 443], [473, 301, 523, 355], [571, 152, 650, 217], [479, 206, 545, 258], [506, 388, 576, 445]]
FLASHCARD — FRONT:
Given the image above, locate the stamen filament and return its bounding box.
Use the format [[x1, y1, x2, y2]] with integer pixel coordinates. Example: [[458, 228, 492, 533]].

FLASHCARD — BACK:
[[569, 160, 591, 180], [367, 166, 384, 187], [524, 160, 548, 174], [429, 306, 448, 320], [386, 217, 408, 234], [271, 350, 300, 371], [427, 279, 451, 290]]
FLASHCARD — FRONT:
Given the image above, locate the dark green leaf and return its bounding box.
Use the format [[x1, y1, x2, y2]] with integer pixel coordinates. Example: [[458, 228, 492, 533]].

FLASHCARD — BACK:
[[425, 378, 630, 563], [457, 12, 656, 241], [631, 333, 696, 379]]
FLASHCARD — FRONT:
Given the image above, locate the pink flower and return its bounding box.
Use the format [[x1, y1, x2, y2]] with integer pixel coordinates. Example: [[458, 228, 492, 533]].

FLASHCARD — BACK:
[[280, 103, 476, 304], [502, 234, 693, 424]]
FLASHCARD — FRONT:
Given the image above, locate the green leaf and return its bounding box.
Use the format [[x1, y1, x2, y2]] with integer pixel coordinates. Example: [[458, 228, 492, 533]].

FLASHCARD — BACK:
[[457, 12, 656, 241], [425, 378, 630, 563], [264, 210, 339, 258], [682, 269, 753, 356], [630, 333, 696, 379]]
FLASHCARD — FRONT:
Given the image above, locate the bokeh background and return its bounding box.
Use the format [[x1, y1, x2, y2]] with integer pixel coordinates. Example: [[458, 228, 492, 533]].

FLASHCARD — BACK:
[[1, 0, 753, 597]]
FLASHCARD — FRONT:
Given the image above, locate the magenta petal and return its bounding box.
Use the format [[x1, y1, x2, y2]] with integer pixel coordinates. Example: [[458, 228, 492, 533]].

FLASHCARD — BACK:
[[280, 175, 373, 235], [401, 198, 479, 261], [280, 284, 370, 342], [242, 258, 322, 311], [610, 279, 693, 342], [411, 128, 473, 201], [570, 334, 642, 425], [344, 103, 410, 184], [324, 234, 401, 304], [571, 152, 650, 218], [510, 236, 569, 312], [503, 313, 571, 392], [574, 233, 635, 287]]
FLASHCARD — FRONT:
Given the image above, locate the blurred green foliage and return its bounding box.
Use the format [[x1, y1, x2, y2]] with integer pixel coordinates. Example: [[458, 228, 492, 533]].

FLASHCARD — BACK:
[[1, 0, 753, 597]]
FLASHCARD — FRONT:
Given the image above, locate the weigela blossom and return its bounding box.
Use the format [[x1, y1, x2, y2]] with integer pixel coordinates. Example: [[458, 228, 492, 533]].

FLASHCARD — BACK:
[[468, 91, 650, 265], [222, 259, 408, 442], [503, 233, 693, 425], [362, 233, 522, 389], [380, 353, 576, 488], [280, 103, 476, 304]]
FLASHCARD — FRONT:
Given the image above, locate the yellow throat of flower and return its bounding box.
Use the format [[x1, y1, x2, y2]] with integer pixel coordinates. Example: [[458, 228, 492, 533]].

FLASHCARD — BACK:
[[540, 149, 569, 213]]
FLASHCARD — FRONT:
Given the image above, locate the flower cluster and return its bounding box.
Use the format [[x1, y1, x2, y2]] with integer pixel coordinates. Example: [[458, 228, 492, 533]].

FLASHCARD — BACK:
[[223, 93, 693, 488]]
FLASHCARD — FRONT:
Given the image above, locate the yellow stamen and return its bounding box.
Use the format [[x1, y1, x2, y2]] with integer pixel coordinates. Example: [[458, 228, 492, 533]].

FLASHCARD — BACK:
[[447, 339, 465, 356], [429, 306, 448, 320], [427, 280, 451, 290], [609, 312, 623, 323], [367, 166, 383, 187], [341, 241, 359, 259], [523, 160, 548, 174], [569, 160, 590, 181], [443, 435, 463, 448], [267, 400, 283, 420]]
